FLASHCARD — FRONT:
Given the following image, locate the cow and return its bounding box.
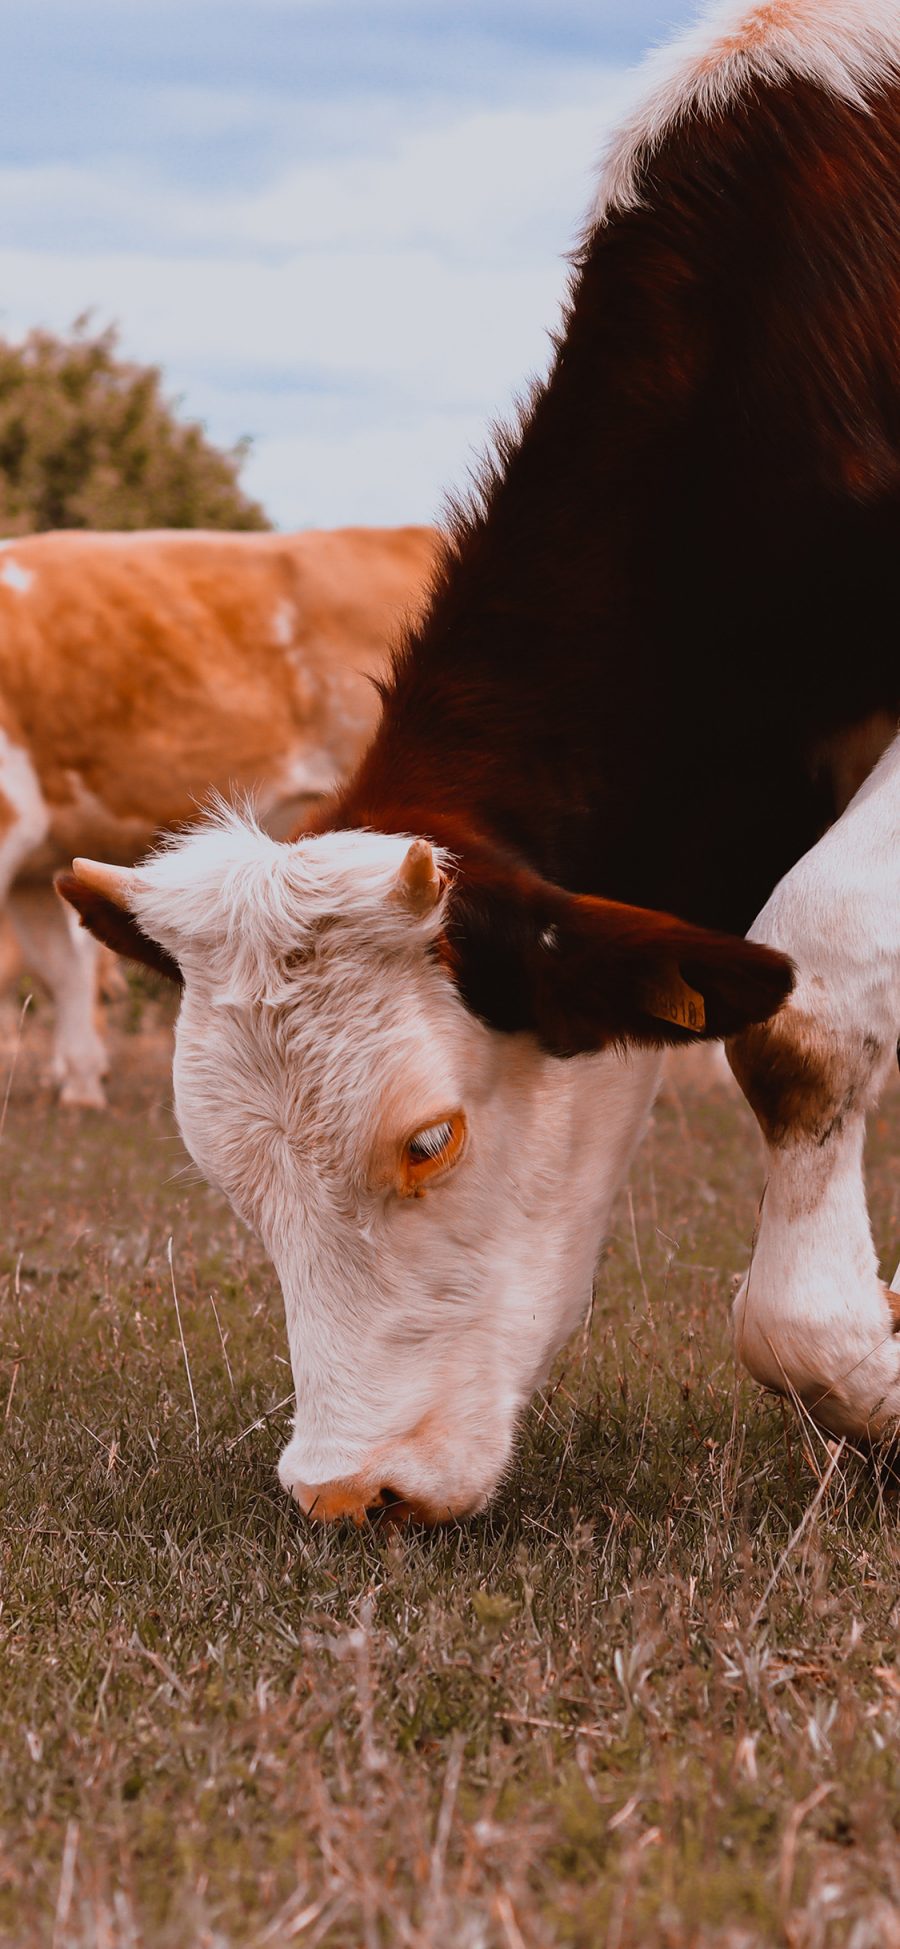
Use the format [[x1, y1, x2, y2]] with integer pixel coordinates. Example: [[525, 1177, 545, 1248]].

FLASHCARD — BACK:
[[63, 0, 900, 1524], [0, 524, 439, 1105]]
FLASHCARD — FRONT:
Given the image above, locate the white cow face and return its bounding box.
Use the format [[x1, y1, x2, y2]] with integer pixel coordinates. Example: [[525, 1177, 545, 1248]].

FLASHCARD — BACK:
[[64, 813, 793, 1524]]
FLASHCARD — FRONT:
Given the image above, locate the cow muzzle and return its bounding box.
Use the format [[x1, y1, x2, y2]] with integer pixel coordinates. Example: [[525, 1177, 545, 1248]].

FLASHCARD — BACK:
[[289, 1474, 471, 1528]]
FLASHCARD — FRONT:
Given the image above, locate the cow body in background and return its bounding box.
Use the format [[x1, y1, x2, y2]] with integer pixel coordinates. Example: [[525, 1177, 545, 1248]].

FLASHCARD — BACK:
[[0, 525, 438, 1102], [66, 0, 900, 1519]]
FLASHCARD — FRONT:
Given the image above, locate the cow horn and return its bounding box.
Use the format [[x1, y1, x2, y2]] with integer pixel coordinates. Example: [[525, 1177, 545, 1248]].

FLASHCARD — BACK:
[[394, 839, 443, 916], [71, 857, 141, 911]]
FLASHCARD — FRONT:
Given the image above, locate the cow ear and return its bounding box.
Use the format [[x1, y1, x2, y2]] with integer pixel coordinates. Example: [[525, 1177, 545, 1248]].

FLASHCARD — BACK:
[[55, 872, 182, 986], [445, 867, 793, 1056]]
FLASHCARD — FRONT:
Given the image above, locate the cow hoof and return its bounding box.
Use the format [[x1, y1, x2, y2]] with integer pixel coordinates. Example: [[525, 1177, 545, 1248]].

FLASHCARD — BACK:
[[733, 1272, 900, 1440], [59, 1079, 108, 1111]]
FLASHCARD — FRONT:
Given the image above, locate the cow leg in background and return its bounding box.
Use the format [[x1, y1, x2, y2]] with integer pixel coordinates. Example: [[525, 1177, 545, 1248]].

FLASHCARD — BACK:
[[728, 734, 900, 1439], [8, 884, 108, 1109]]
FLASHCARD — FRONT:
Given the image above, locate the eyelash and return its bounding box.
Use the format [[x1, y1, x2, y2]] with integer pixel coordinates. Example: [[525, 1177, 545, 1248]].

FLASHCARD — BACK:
[[407, 1120, 454, 1162], [399, 1111, 467, 1195]]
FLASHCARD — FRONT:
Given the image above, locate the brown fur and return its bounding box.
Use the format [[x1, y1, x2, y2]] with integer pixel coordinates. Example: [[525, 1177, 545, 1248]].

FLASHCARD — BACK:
[[812, 713, 899, 816], [63, 55, 900, 1057], [3, 525, 439, 877], [0, 783, 15, 844], [54, 872, 181, 984], [729, 1011, 886, 1147]]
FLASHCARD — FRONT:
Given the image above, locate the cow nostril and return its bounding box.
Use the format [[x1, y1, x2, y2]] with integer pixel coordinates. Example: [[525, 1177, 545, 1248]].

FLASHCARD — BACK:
[[369, 1483, 419, 1525]]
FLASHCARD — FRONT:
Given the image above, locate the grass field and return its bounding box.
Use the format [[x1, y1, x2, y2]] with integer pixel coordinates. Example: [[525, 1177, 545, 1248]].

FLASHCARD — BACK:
[[2, 988, 900, 1949]]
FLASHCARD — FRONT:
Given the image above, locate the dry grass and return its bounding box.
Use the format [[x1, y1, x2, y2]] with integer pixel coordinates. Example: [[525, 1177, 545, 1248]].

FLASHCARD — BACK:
[[2, 991, 900, 1948]]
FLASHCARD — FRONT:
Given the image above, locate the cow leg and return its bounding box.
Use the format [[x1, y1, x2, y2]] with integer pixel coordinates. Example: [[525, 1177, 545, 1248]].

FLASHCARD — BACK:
[[8, 884, 108, 1109], [728, 733, 900, 1438]]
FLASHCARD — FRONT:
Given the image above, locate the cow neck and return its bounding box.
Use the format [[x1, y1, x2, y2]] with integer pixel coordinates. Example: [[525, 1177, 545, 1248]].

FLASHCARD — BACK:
[[328, 78, 900, 934]]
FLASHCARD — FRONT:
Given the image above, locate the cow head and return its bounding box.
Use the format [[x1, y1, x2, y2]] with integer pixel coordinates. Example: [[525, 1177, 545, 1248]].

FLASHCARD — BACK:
[[60, 813, 792, 1524]]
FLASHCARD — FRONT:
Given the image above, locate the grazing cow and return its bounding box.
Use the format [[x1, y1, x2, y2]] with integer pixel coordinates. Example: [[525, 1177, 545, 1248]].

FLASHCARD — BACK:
[[0, 524, 438, 1104], [64, 0, 900, 1521]]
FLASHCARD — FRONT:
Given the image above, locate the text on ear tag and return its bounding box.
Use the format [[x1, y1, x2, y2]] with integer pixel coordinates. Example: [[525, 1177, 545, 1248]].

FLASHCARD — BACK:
[[643, 973, 706, 1034]]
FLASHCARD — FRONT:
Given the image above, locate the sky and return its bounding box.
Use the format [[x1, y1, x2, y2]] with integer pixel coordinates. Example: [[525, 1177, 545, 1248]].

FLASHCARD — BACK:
[[3, 2, 699, 530]]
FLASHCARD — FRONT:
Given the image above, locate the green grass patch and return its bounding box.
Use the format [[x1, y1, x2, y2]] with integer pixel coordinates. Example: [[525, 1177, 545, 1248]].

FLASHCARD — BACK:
[[2, 1018, 900, 1946]]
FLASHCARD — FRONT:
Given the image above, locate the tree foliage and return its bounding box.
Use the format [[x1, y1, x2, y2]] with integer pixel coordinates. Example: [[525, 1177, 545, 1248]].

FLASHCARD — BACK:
[[0, 318, 270, 533]]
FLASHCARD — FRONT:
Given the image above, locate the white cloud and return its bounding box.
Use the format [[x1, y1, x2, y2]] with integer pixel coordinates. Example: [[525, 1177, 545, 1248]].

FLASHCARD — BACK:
[[0, 64, 643, 527], [0, 69, 639, 259], [0, 245, 565, 401], [239, 414, 494, 531]]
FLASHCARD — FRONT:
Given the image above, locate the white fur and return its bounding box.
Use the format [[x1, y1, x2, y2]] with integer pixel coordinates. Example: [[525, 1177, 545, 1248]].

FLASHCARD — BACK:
[[270, 600, 296, 648], [731, 732, 900, 1436], [0, 558, 33, 594], [8, 886, 107, 1109], [275, 750, 342, 800], [0, 735, 106, 1108], [123, 712, 900, 1502], [597, 0, 900, 221], [127, 812, 661, 1514], [0, 726, 49, 889]]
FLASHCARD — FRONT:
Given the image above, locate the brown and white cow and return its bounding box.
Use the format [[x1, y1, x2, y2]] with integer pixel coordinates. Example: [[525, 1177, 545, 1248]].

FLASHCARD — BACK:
[[65, 0, 900, 1520], [0, 524, 438, 1104]]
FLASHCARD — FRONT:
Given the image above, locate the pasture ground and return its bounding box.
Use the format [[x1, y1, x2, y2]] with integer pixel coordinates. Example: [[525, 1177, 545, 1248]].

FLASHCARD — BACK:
[[2, 985, 900, 1949]]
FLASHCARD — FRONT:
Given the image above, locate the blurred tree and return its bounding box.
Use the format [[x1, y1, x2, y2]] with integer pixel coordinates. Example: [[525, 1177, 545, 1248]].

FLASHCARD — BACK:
[[0, 317, 270, 532]]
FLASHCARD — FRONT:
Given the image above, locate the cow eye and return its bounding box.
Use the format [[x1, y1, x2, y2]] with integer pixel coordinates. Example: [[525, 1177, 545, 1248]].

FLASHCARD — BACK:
[[408, 1120, 454, 1161], [400, 1111, 467, 1194]]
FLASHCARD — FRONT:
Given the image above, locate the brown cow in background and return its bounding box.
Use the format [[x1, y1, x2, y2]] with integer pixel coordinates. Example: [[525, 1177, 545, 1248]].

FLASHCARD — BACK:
[[0, 524, 438, 1104]]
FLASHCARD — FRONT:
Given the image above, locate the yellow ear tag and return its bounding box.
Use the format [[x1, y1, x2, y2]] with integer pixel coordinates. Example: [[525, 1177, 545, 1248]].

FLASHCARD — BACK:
[[643, 972, 706, 1034]]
